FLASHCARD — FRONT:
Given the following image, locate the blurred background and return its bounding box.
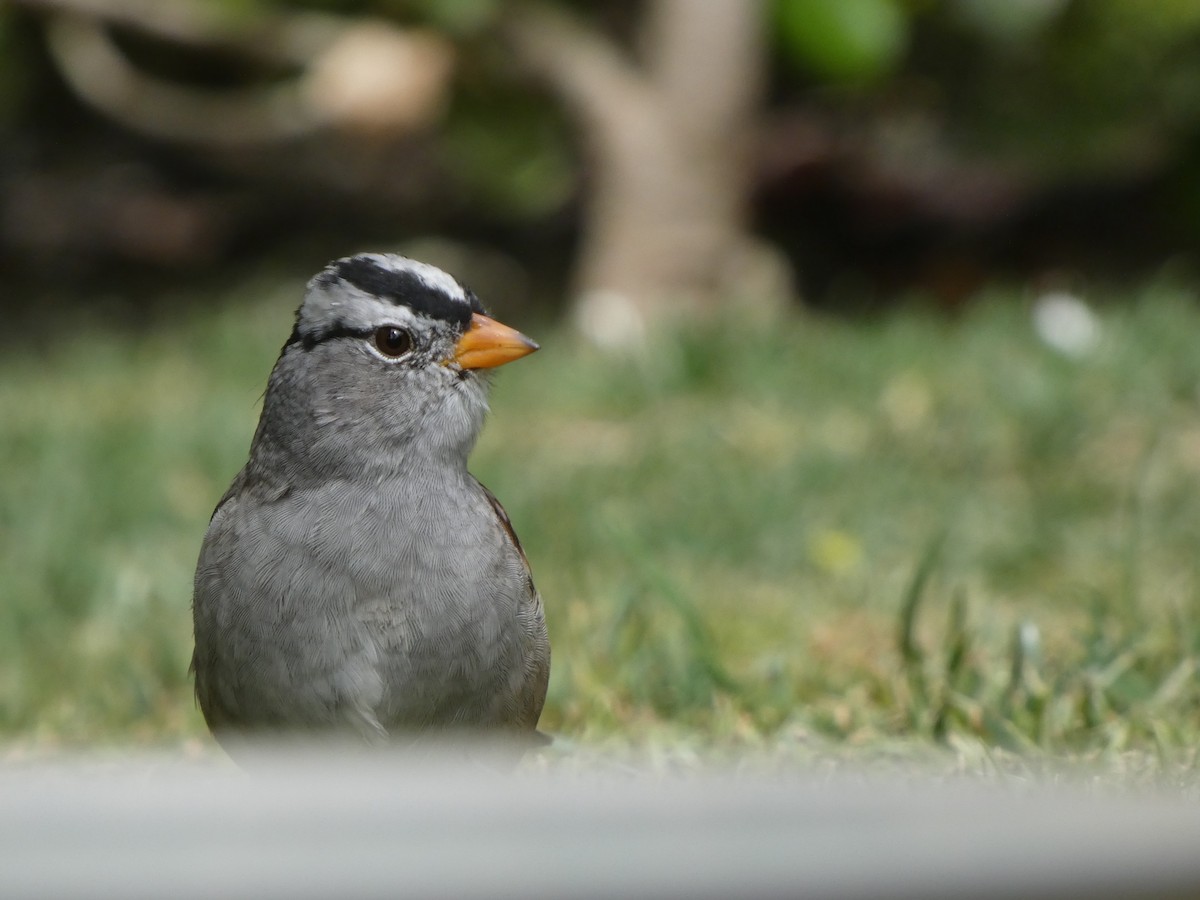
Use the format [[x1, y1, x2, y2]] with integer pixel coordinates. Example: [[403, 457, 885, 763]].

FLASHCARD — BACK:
[[3, 0, 1200, 771], [5, 0, 1200, 318]]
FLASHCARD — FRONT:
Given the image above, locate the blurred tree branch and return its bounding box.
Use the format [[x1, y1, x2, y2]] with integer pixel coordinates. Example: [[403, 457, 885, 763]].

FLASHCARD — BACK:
[[11, 0, 315, 57], [15, 0, 455, 145]]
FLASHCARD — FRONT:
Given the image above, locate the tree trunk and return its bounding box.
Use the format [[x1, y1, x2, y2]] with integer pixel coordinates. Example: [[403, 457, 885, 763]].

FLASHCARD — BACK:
[[508, 1, 787, 345]]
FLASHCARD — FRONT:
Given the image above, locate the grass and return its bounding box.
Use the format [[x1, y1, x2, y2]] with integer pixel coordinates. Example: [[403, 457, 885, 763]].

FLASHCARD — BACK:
[[3, 275, 1200, 776]]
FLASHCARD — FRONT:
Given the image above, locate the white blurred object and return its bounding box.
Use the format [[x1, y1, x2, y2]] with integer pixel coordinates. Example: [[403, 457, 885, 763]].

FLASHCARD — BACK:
[[573, 289, 648, 351], [1032, 291, 1101, 357], [304, 22, 455, 136], [5, 746, 1200, 899]]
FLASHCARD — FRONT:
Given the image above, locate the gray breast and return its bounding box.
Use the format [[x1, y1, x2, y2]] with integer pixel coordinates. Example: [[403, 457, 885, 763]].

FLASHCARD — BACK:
[[192, 469, 542, 740]]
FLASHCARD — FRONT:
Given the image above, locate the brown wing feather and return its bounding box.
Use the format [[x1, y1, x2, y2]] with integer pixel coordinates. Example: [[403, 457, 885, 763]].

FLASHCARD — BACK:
[[474, 478, 548, 730], [477, 480, 533, 574]]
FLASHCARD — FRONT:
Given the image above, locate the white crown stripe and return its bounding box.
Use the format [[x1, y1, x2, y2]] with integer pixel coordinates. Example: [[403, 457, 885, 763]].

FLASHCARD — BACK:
[[296, 254, 472, 341]]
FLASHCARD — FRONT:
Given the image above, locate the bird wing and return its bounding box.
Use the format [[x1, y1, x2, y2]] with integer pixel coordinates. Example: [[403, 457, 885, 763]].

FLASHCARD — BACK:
[[473, 478, 550, 730]]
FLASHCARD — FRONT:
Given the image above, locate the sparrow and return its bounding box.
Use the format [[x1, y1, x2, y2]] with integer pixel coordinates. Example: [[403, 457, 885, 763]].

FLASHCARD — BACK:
[[191, 253, 548, 749]]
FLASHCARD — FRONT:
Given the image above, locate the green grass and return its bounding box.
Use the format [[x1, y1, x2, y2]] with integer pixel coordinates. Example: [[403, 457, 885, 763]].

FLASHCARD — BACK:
[[4, 277, 1200, 774]]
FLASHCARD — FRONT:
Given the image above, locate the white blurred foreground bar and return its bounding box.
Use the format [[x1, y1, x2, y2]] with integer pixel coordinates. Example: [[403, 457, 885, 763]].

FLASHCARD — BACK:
[[4, 743, 1200, 899]]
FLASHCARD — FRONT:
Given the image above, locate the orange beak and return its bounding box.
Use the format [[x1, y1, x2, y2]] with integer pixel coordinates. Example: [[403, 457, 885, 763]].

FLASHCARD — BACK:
[[452, 313, 539, 369]]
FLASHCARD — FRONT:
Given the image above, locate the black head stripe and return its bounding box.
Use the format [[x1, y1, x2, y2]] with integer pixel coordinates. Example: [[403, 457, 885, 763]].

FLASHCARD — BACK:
[[324, 256, 479, 327], [283, 320, 370, 352]]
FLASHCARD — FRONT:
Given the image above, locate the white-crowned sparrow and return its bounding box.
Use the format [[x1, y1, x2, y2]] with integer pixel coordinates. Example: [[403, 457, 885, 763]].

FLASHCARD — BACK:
[[191, 253, 549, 748]]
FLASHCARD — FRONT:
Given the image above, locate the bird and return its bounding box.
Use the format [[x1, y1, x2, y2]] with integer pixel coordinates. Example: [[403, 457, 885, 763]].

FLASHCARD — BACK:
[[191, 253, 549, 752]]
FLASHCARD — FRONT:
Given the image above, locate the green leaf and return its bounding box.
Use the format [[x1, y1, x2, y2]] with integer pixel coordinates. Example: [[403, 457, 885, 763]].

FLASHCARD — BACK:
[[774, 0, 908, 82]]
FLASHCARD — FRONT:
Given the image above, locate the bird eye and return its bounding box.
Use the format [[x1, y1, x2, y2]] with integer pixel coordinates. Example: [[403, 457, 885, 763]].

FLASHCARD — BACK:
[[373, 326, 412, 358]]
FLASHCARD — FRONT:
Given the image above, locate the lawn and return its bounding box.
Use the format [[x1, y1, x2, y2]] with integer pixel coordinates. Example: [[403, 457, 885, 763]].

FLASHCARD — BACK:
[[3, 275, 1200, 775]]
